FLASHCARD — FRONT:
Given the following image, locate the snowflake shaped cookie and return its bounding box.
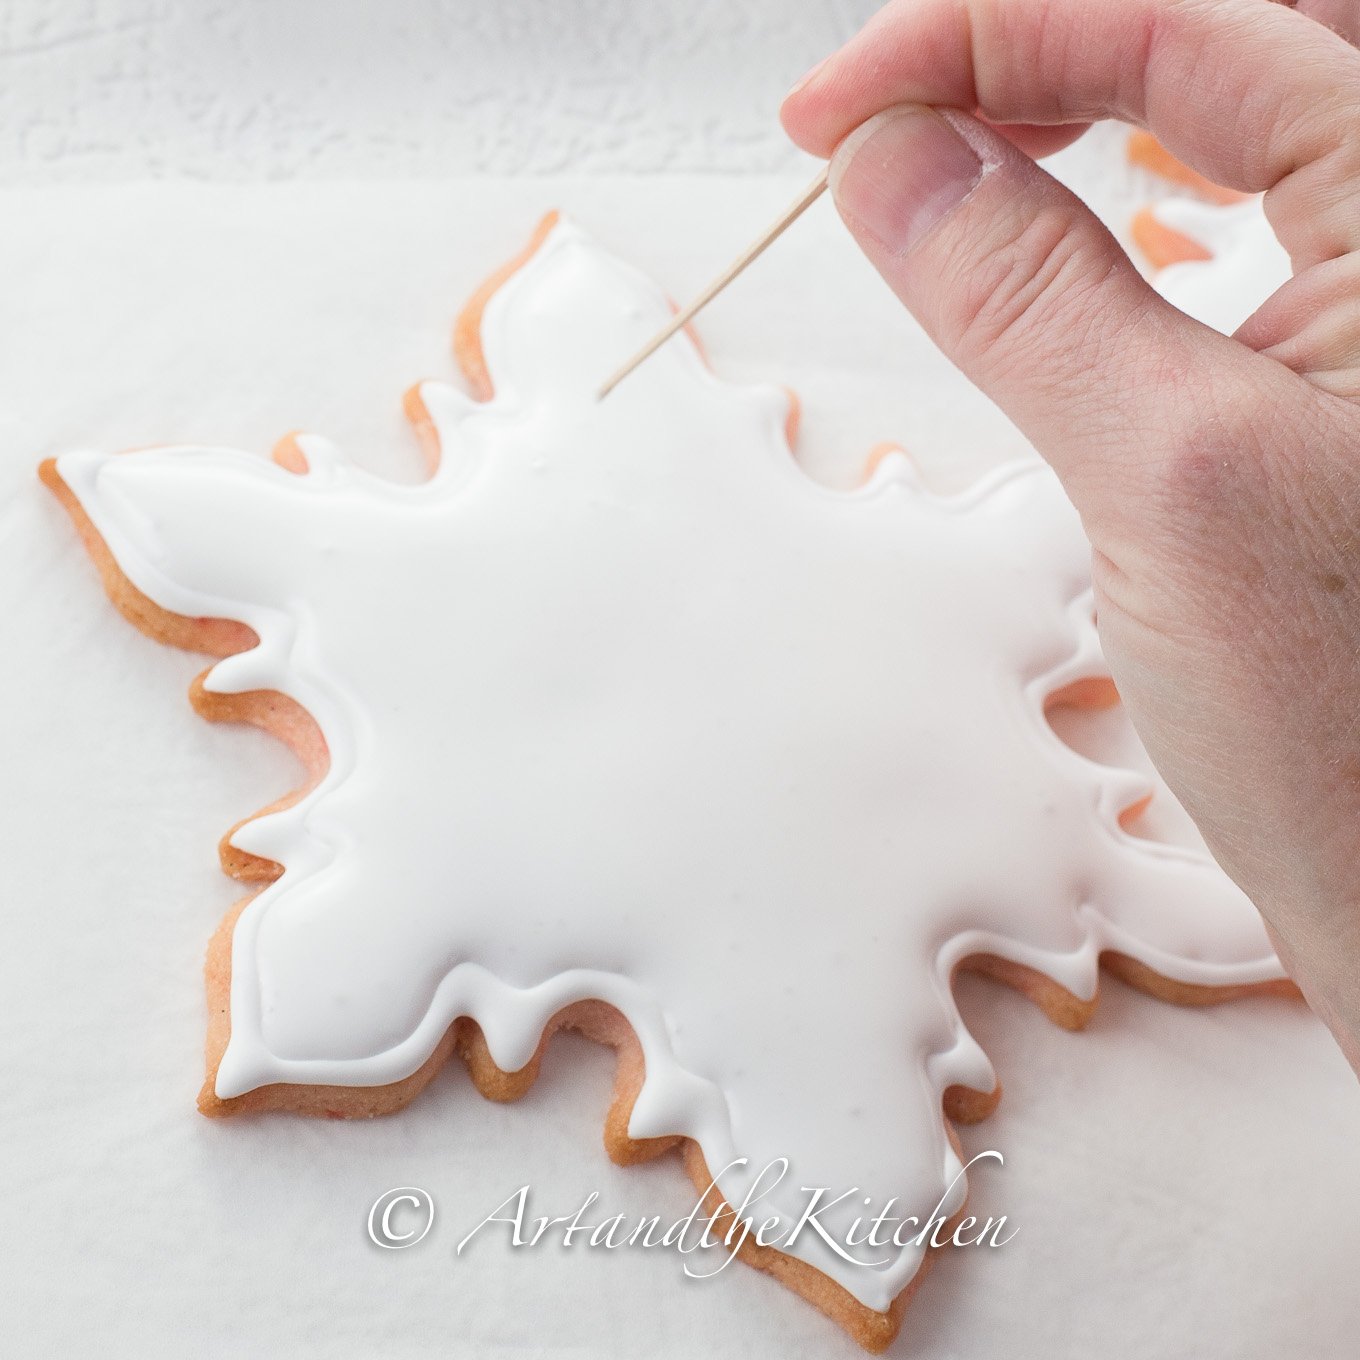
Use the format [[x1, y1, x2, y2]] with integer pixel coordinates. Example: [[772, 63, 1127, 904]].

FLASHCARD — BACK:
[[43, 214, 1290, 1349]]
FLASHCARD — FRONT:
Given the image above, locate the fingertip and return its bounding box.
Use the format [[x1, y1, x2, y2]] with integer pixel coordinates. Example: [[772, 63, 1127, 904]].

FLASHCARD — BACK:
[[776, 95, 807, 148], [783, 53, 828, 106], [779, 76, 839, 158]]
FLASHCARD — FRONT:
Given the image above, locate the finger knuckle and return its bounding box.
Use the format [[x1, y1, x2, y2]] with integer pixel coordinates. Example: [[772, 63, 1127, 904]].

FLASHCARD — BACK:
[[944, 204, 1107, 373]]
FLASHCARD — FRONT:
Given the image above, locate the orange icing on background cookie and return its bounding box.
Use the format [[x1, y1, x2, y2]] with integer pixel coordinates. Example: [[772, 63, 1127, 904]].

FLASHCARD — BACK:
[[1126, 129, 1243, 205]]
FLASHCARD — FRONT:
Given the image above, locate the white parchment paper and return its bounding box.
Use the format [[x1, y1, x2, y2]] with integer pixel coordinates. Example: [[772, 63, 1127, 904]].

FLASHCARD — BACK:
[[1, 141, 1357, 1358]]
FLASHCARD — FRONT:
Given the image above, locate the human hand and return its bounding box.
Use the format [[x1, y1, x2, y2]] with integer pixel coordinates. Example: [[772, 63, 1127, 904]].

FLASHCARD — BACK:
[[782, 0, 1360, 1068]]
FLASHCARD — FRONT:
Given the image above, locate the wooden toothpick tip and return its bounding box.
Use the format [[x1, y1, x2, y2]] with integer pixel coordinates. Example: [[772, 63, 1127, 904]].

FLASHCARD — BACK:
[[597, 165, 830, 401]]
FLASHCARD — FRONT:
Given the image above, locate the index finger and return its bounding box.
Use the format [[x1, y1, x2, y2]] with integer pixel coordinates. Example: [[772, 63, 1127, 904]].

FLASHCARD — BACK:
[[781, 0, 1360, 267]]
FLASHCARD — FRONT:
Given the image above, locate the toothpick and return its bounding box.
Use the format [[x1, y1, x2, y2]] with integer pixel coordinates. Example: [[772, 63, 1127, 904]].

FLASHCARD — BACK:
[[597, 165, 830, 400]]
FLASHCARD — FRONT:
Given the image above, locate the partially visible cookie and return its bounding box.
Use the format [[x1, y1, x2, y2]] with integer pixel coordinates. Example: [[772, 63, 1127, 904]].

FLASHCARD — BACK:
[[1129, 130, 1292, 332]]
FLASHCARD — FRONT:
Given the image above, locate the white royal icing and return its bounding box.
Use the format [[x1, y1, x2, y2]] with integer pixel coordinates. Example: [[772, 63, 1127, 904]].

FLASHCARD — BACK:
[[1148, 196, 1291, 334], [56, 218, 1284, 1311]]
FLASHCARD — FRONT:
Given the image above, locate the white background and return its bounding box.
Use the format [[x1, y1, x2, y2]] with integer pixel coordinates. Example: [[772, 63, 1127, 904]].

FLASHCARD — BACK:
[[1, 4, 1358, 1359], [0, 0, 869, 181]]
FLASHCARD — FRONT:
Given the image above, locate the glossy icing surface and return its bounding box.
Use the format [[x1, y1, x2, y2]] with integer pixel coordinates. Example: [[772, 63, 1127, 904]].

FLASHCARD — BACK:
[[56, 219, 1283, 1309]]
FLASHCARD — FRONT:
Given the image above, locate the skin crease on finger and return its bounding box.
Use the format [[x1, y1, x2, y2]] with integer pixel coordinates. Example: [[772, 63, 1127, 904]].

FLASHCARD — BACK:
[[780, 0, 1360, 1069]]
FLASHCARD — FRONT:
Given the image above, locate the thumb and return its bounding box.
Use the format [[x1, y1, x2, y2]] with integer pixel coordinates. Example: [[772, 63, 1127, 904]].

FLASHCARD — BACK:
[[827, 105, 1263, 510]]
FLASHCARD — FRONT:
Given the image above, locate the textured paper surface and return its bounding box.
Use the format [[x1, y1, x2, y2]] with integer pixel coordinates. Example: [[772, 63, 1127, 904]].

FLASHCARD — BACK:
[[2, 144, 1358, 1358]]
